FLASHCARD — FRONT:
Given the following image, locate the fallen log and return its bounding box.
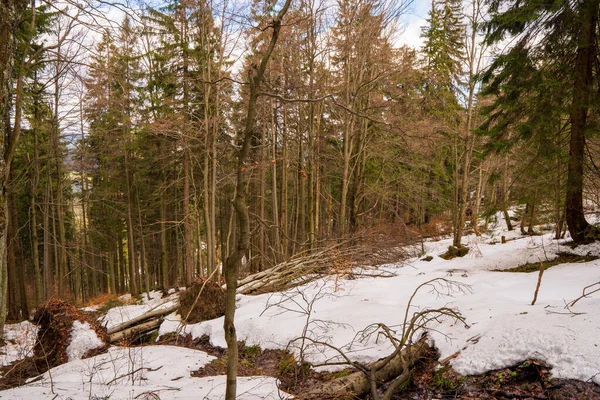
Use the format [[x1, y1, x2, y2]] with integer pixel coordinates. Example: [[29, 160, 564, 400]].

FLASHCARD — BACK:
[[109, 319, 163, 343], [106, 304, 179, 335], [301, 339, 427, 400]]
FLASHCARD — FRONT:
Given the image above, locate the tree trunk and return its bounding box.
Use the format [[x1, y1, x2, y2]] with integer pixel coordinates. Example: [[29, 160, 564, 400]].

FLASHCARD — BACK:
[[0, 0, 28, 338], [565, 0, 599, 242], [183, 150, 193, 285], [223, 3, 291, 398], [160, 184, 168, 289], [501, 153, 513, 231], [124, 152, 138, 295]]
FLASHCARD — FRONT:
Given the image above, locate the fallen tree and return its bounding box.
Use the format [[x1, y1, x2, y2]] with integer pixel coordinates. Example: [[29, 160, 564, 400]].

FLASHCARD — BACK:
[[283, 278, 470, 400], [106, 303, 178, 343], [301, 338, 428, 400]]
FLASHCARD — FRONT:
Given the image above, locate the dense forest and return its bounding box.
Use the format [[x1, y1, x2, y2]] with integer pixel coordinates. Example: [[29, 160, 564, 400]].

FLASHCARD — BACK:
[[1, 0, 599, 346]]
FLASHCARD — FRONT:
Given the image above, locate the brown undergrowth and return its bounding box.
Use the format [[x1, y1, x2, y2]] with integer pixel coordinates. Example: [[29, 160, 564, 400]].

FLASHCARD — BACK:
[[178, 278, 227, 324], [33, 299, 109, 367], [159, 336, 600, 399], [0, 299, 109, 390]]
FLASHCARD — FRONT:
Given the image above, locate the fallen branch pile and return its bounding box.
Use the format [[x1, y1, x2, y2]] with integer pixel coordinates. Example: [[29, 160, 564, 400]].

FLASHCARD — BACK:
[[237, 242, 411, 295], [107, 303, 178, 343]]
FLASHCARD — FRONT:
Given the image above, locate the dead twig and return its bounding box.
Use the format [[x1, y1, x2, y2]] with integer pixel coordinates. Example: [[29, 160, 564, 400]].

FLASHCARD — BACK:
[[569, 281, 600, 307]]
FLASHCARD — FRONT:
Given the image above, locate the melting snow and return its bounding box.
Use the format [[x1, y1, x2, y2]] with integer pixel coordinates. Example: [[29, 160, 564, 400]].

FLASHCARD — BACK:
[[159, 220, 600, 384], [66, 321, 104, 362]]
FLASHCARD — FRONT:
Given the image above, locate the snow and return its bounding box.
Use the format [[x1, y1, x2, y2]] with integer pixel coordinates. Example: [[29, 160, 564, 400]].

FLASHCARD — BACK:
[[0, 345, 290, 399], [66, 321, 104, 362], [159, 218, 600, 384], [0, 321, 37, 370], [3, 211, 600, 398]]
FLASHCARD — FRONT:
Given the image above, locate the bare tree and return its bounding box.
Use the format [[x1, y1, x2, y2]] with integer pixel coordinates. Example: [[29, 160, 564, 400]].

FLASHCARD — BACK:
[[223, 0, 293, 397]]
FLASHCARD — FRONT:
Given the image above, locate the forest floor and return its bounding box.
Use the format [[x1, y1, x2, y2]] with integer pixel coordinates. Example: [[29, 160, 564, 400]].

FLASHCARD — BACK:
[[1, 212, 600, 399]]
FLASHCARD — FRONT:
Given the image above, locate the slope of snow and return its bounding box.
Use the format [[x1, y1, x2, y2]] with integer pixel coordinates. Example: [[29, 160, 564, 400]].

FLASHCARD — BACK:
[[160, 227, 600, 384], [0, 345, 290, 399], [66, 321, 104, 362]]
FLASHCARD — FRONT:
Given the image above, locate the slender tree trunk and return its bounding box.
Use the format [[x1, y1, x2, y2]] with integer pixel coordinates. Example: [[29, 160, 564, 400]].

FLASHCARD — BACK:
[[117, 233, 125, 293], [43, 175, 53, 299], [501, 153, 513, 231], [224, 3, 291, 398], [270, 108, 280, 263], [124, 152, 138, 295], [203, 129, 214, 278], [160, 195, 168, 289], [183, 150, 193, 285], [7, 170, 23, 319], [280, 108, 288, 258], [473, 165, 484, 235], [565, 0, 598, 242]]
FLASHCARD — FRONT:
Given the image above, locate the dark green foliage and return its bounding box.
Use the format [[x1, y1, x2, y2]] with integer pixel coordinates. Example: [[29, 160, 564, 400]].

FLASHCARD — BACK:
[[480, 0, 600, 242]]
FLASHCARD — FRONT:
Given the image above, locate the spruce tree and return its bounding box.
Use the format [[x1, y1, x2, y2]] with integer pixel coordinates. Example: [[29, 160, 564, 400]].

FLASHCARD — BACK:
[[482, 0, 600, 242]]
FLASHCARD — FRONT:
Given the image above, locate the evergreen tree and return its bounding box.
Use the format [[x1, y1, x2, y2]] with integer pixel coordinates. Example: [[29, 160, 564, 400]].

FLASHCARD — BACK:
[[482, 0, 600, 242]]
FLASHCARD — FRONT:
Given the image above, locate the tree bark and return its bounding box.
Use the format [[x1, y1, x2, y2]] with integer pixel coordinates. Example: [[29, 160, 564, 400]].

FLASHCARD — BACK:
[[566, 0, 599, 242], [0, 0, 28, 338]]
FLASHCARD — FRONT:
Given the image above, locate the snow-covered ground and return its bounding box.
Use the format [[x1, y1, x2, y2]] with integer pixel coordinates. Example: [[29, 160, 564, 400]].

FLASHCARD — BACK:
[[2, 213, 600, 398], [66, 321, 104, 361], [0, 345, 290, 399], [0, 321, 37, 370], [159, 215, 600, 385]]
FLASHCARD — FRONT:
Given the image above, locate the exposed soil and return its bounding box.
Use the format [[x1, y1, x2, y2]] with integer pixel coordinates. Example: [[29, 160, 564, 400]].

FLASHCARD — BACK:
[[440, 245, 470, 260], [159, 333, 350, 396], [388, 347, 600, 400], [498, 252, 598, 273]]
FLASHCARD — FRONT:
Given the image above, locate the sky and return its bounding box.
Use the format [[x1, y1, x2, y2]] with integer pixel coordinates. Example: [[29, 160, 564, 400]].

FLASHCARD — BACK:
[[395, 0, 429, 49]]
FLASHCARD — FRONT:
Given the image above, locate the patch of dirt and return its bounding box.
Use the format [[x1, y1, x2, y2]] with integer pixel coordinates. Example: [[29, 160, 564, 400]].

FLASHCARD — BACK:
[[0, 357, 43, 390], [166, 337, 600, 399], [187, 338, 290, 378], [178, 278, 226, 324], [498, 252, 598, 273], [440, 245, 469, 260], [390, 348, 600, 400], [159, 334, 348, 396]]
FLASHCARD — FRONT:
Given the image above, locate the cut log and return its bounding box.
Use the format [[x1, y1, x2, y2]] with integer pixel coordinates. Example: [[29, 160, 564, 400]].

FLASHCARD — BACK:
[[109, 318, 163, 343], [301, 340, 427, 400], [106, 304, 178, 335]]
